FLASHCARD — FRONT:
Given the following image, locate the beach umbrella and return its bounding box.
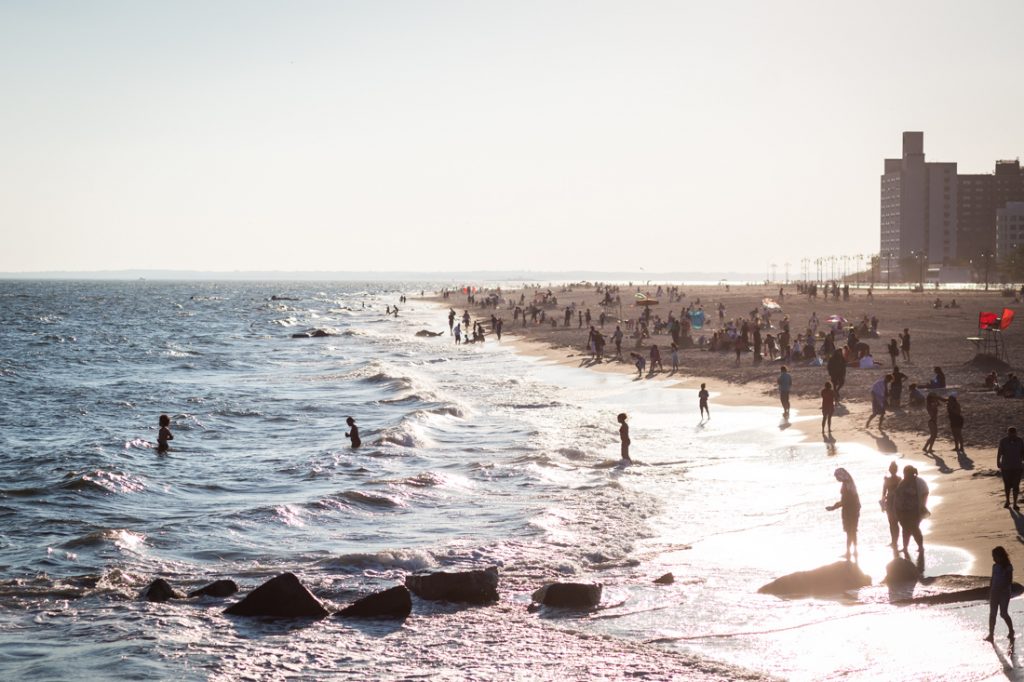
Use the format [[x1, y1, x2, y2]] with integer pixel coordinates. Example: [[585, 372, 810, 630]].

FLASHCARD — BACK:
[[826, 314, 848, 325]]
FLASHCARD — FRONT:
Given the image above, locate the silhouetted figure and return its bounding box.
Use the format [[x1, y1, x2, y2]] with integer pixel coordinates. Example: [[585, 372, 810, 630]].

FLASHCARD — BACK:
[[997, 427, 1024, 510], [827, 350, 846, 402], [866, 375, 891, 428], [617, 413, 631, 461], [826, 468, 860, 561], [345, 416, 361, 448], [777, 366, 792, 418], [699, 383, 710, 420], [947, 395, 964, 452], [984, 546, 1015, 643], [821, 381, 835, 434], [895, 465, 928, 557], [157, 414, 173, 454], [923, 392, 946, 452], [900, 328, 911, 362], [880, 461, 902, 548]]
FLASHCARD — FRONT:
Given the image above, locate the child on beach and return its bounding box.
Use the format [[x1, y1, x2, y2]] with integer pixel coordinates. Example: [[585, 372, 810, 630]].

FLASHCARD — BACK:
[[630, 352, 646, 378], [617, 413, 631, 461], [984, 546, 1015, 642], [698, 383, 710, 420], [345, 416, 361, 448], [157, 414, 173, 454]]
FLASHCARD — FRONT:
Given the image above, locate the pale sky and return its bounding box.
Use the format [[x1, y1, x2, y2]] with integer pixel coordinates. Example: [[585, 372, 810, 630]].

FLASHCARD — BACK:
[[2, 1, 1023, 275]]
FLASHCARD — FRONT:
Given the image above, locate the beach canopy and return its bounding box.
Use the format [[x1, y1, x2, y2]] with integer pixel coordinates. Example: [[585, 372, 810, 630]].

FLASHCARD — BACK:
[[761, 298, 782, 311], [826, 314, 847, 324], [980, 308, 1017, 330]]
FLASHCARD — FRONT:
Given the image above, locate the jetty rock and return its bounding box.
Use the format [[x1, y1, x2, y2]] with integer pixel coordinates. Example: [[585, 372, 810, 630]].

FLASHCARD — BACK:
[[404, 567, 499, 604], [143, 578, 182, 602], [224, 572, 328, 619], [531, 582, 603, 608], [188, 579, 239, 599], [292, 329, 332, 339], [338, 585, 412, 619], [415, 330, 445, 337], [653, 573, 675, 585], [759, 561, 871, 598]]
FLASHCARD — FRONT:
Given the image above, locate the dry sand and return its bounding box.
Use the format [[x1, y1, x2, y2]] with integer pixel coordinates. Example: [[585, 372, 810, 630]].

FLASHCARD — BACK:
[[435, 282, 1024, 572]]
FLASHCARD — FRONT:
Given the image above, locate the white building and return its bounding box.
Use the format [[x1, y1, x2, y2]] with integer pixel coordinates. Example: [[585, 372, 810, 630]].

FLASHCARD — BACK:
[[996, 201, 1024, 262]]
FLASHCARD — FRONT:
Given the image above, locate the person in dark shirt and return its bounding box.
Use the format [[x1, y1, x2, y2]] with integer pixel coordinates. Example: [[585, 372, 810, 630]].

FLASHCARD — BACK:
[[997, 427, 1024, 510], [984, 546, 1015, 642], [345, 417, 361, 448]]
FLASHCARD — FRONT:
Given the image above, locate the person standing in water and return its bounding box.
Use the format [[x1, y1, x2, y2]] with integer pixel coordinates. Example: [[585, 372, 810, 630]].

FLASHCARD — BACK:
[[880, 461, 902, 548], [896, 465, 928, 557], [157, 414, 173, 454], [345, 417, 361, 448], [698, 383, 710, 420], [821, 381, 835, 434], [984, 546, 1015, 643], [826, 468, 861, 561], [617, 413, 631, 461], [777, 366, 792, 418]]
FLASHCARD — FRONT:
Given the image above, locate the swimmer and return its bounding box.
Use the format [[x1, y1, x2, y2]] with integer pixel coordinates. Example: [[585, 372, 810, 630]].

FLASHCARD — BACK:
[[346, 416, 361, 448], [157, 414, 173, 454]]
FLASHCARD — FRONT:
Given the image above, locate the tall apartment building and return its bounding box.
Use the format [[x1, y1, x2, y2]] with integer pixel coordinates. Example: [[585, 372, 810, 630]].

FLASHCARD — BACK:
[[879, 132, 957, 279], [996, 201, 1024, 262], [881, 132, 1024, 280], [958, 160, 1024, 263]]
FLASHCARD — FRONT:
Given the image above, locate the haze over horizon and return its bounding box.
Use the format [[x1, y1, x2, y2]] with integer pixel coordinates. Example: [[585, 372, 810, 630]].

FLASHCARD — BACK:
[[3, 1, 1023, 274]]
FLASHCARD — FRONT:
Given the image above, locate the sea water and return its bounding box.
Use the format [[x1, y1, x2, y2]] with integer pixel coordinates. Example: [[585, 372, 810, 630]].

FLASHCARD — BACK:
[[0, 281, 1010, 680]]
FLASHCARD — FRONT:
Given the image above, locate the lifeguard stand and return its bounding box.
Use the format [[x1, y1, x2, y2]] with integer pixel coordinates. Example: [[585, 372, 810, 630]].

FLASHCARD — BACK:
[[974, 309, 1016, 362]]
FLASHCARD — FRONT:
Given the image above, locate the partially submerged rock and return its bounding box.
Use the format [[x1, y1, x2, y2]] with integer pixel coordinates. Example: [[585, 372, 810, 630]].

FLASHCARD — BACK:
[[188, 579, 239, 599], [143, 578, 182, 602], [653, 573, 675, 585], [531, 582, 602, 608], [415, 330, 445, 337], [224, 572, 328, 618], [292, 329, 332, 339], [338, 585, 412, 619], [882, 558, 920, 585], [405, 567, 499, 604], [759, 562, 871, 598]]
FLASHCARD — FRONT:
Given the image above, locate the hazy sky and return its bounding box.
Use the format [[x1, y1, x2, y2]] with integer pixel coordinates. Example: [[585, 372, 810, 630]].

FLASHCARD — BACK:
[[3, 1, 1023, 274]]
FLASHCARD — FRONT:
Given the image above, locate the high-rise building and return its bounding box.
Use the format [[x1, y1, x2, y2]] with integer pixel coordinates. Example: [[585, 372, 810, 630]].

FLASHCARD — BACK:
[[996, 201, 1024, 263], [881, 132, 1024, 280], [879, 132, 956, 280]]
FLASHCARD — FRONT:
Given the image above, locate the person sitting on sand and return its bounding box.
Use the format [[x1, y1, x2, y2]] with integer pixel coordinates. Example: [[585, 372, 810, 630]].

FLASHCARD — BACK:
[[157, 414, 173, 454], [985, 371, 998, 389], [928, 366, 946, 389], [826, 468, 861, 561], [985, 546, 1016, 643], [617, 413, 631, 461], [345, 416, 361, 448]]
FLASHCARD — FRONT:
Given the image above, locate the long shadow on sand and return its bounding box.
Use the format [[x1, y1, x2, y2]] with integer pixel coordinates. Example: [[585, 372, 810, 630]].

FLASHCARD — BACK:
[[922, 450, 954, 474]]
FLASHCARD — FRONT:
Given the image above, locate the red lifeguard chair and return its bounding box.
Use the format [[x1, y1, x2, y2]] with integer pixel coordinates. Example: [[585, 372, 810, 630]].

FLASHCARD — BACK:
[[973, 308, 1016, 361]]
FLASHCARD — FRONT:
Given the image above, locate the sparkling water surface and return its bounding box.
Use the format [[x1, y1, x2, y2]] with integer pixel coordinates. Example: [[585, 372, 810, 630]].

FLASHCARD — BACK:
[[0, 281, 1011, 680]]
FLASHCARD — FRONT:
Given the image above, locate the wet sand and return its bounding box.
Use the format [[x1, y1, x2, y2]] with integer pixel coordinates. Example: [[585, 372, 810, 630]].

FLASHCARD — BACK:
[[437, 283, 1024, 572]]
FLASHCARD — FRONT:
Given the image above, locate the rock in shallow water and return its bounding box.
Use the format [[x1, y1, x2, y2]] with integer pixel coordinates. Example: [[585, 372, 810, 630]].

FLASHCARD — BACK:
[[143, 578, 181, 602], [338, 585, 412, 619], [224, 572, 328, 618], [653, 573, 675, 585], [758, 561, 871, 598], [188, 579, 239, 599], [531, 582, 602, 608], [882, 558, 920, 585], [405, 567, 499, 604]]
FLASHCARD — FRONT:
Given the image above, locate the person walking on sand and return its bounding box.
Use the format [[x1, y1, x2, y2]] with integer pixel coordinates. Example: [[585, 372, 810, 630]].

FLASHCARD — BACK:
[[617, 413, 631, 461], [888, 338, 899, 367], [880, 461, 902, 549], [630, 352, 646, 378], [777, 366, 792, 418], [866, 375, 891, 428], [345, 416, 361, 448], [827, 349, 846, 403], [946, 395, 965, 452], [157, 414, 174, 454], [650, 344, 663, 373], [612, 325, 624, 359], [900, 328, 911, 362], [923, 392, 946, 452], [984, 546, 1016, 643], [889, 365, 907, 409], [670, 343, 679, 372], [699, 383, 710, 420], [821, 381, 835, 434], [895, 465, 928, 557], [826, 468, 861, 561], [997, 427, 1024, 510]]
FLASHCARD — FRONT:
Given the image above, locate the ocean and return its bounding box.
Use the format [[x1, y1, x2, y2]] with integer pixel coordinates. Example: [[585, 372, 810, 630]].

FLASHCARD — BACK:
[[0, 280, 1008, 680]]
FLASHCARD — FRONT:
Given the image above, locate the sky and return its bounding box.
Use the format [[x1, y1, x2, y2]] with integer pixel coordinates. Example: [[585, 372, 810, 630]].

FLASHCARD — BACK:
[[2, 0, 1023, 275]]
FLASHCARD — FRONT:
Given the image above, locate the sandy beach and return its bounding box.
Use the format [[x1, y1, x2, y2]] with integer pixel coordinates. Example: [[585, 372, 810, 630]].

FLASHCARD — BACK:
[[437, 282, 1024, 572]]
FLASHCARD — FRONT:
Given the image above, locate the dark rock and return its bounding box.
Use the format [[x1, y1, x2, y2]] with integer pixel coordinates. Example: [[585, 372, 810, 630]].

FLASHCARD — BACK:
[[899, 575, 1024, 605], [405, 567, 499, 604], [758, 561, 871, 598], [338, 585, 412, 619], [224, 572, 329, 619], [653, 573, 675, 585], [292, 329, 331, 339], [882, 558, 920, 585], [143, 578, 181, 602], [531, 582, 602, 608], [415, 330, 445, 337], [188, 579, 239, 599]]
